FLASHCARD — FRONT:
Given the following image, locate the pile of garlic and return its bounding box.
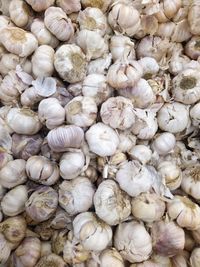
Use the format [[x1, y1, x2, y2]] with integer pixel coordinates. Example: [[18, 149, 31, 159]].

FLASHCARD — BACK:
[[1, 0, 200, 266]]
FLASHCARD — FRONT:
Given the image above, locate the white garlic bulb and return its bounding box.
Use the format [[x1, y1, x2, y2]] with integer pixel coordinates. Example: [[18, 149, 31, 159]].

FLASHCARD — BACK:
[[188, 2, 200, 35], [185, 36, 200, 60], [94, 179, 131, 225], [47, 125, 84, 152], [9, 0, 32, 28], [99, 248, 125, 267], [87, 53, 112, 75], [128, 145, 152, 164], [1, 185, 28, 216], [190, 247, 200, 267], [65, 96, 97, 127], [116, 160, 153, 197], [154, 0, 182, 22], [56, 0, 81, 14], [32, 45, 55, 78], [190, 102, 200, 126], [54, 44, 87, 83], [0, 53, 20, 77], [114, 220, 152, 263], [139, 57, 159, 77], [44, 6, 74, 41], [85, 122, 120, 157], [59, 177, 95, 216], [38, 98, 65, 129], [0, 159, 27, 189], [151, 132, 176, 155], [0, 27, 38, 57], [20, 86, 43, 107], [0, 14, 14, 29], [59, 150, 85, 180], [157, 102, 189, 133], [73, 212, 112, 251], [117, 131, 136, 153], [25, 0, 55, 12], [0, 232, 11, 264]]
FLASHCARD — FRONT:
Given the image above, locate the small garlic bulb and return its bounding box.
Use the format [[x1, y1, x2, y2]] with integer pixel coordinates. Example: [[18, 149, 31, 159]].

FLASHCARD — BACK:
[[151, 220, 185, 257], [1, 185, 28, 216], [47, 125, 84, 152], [131, 193, 165, 223], [128, 145, 152, 165], [59, 150, 85, 180], [94, 179, 131, 225], [116, 160, 153, 197], [76, 29, 108, 60], [32, 45, 55, 78], [0, 27, 38, 57], [157, 102, 189, 133], [44, 7, 74, 41], [167, 195, 200, 230], [54, 44, 87, 83], [157, 161, 182, 190], [185, 36, 200, 60], [65, 96, 97, 127], [0, 232, 11, 264], [80, 0, 112, 12], [9, 0, 32, 28], [85, 122, 120, 157], [107, 60, 143, 89], [6, 108, 42, 135], [0, 159, 27, 189], [114, 220, 152, 263], [99, 248, 125, 267], [188, 2, 200, 35], [59, 177, 95, 216], [108, 2, 140, 36], [110, 35, 136, 62], [0, 53, 20, 77], [38, 98, 65, 129], [25, 186, 58, 222], [56, 0, 81, 14], [31, 18, 59, 48], [35, 253, 66, 267], [12, 237, 41, 267], [73, 212, 112, 251], [82, 74, 113, 105], [117, 131, 136, 153], [25, 0, 55, 12], [138, 57, 159, 78], [26, 156, 59, 186], [151, 132, 176, 155]]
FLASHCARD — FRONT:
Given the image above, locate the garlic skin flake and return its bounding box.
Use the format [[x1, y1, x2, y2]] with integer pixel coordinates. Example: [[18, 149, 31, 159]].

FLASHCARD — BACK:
[[114, 220, 152, 263], [94, 179, 131, 225], [86, 122, 120, 157], [73, 212, 112, 251]]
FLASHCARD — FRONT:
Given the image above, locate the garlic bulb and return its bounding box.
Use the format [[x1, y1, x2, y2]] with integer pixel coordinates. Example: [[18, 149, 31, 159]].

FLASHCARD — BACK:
[[131, 193, 165, 223], [44, 7, 74, 41], [82, 74, 113, 105], [190, 102, 200, 126], [40, 241, 52, 256], [73, 212, 112, 251], [157, 102, 189, 133], [47, 125, 84, 152], [107, 60, 143, 90], [188, 2, 200, 35], [85, 122, 119, 157], [167, 195, 200, 230], [0, 14, 14, 30], [99, 248, 124, 267], [94, 179, 131, 225], [110, 35, 136, 62], [26, 155, 59, 185], [56, 0, 81, 14], [80, 0, 112, 12], [151, 220, 185, 257], [0, 27, 38, 57], [59, 150, 85, 180], [9, 0, 32, 28], [6, 108, 42, 135], [54, 44, 87, 83], [185, 36, 200, 60], [0, 232, 11, 264], [87, 53, 112, 75], [38, 98, 65, 129], [117, 131, 136, 153], [25, 186, 58, 222], [151, 132, 176, 155], [0, 159, 27, 189], [78, 7, 108, 36], [25, 0, 55, 12], [138, 57, 159, 77], [31, 18, 59, 48], [190, 247, 200, 267], [157, 161, 182, 190], [65, 96, 97, 127], [76, 29, 108, 60], [0, 125, 12, 151], [0, 53, 20, 77], [1, 185, 28, 216], [128, 145, 152, 164], [12, 237, 41, 267], [51, 208, 72, 230], [155, 0, 182, 22], [116, 160, 153, 197], [114, 220, 152, 263], [20, 86, 43, 107], [35, 253, 66, 267], [108, 2, 140, 36], [58, 177, 95, 216]]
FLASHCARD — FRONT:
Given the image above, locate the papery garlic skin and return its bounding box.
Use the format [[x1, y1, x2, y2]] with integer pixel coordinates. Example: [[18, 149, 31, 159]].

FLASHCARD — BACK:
[[99, 248, 125, 267], [35, 253, 66, 267], [100, 96, 135, 130], [59, 150, 85, 180], [1, 185, 28, 216], [25, 0, 55, 12], [59, 177, 95, 216], [81, 0, 112, 12], [151, 132, 176, 155], [9, 0, 32, 28], [56, 0, 81, 14], [190, 247, 200, 267], [65, 96, 97, 127], [86, 122, 119, 157], [38, 98, 65, 129], [114, 220, 152, 263], [87, 53, 112, 75], [190, 102, 200, 126], [117, 131, 136, 153], [44, 7, 74, 41], [157, 102, 189, 133], [54, 44, 87, 83], [20, 86, 43, 107], [0, 159, 27, 189], [0, 27, 38, 57], [128, 145, 152, 164], [94, 179, 131, 225], [116, 160, 153, 197]]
